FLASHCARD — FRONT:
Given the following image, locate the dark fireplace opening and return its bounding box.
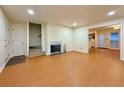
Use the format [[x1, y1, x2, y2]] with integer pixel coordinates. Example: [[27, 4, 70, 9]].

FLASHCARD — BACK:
[[50, 44, 61, 54]]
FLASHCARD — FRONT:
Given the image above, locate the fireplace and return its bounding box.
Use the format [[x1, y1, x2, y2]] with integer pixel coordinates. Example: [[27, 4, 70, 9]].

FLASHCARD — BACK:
[[50, 44, 61, 54]]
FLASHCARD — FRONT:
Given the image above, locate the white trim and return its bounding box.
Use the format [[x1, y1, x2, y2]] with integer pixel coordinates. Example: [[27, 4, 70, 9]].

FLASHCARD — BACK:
[[26, 22, 29, 56], [121, 58, 124, 61], [40, 23, 42, 50], [72, 49, 89, 54], [120, 23, 124, 61], [0, 55, 13, 73], [72, 50, 89, 54], [0, 65, 5, 73], [0, 61, 8, 73]]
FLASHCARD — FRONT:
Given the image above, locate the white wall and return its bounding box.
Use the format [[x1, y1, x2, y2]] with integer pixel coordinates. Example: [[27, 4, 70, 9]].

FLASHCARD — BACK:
[[46, 23, 73, 55], [120, 23, 124, 61], [10, 21, 27, 57], [0, 8, 11, 72], [73, 27, 89, 53], [8, 19, 124, 62], [41, 23, 47, 52]]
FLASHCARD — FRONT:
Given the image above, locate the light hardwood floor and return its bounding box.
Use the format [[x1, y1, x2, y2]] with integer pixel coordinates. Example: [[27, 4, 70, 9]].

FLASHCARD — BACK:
[[0, 49, 124, 87]]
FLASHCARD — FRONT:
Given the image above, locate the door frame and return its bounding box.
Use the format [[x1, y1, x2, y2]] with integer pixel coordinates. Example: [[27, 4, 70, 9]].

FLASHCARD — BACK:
[[26, 22, 42, 57]]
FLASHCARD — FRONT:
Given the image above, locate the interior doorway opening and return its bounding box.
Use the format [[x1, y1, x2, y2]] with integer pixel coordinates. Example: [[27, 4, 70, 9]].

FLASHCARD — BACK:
[[28, 23, 43, 57], [88, 24, 120, 59]]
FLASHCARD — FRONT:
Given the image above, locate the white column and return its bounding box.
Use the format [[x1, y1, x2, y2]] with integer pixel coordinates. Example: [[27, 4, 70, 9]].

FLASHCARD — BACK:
[[26, 22, 29, 56], [120, 23, 124, 61]]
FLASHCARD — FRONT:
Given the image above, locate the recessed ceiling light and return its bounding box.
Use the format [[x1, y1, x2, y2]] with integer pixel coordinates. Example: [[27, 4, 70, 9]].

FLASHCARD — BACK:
[[73, 22, 77, 26], [107, 11, 116, 16], [27, 9, 34, 15]]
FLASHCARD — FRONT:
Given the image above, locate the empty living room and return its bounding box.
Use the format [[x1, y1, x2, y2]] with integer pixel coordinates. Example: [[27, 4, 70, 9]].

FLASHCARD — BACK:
[[1, 1, 124, 91]]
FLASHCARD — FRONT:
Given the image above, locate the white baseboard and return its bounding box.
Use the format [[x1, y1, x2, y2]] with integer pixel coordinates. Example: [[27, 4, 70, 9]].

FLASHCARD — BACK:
[[121, 58, 124, 61], [0, 56, 12, 74], [0, 63, 7, 73], [72, 49, 89, 53]]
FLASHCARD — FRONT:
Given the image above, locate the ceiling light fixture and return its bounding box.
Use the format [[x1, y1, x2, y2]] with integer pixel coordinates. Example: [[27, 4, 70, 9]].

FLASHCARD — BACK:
[[73, 22, 77, 26], [112, 24, 120, 30], [27, 9, 34, 15], [107, 11, 116, 16]]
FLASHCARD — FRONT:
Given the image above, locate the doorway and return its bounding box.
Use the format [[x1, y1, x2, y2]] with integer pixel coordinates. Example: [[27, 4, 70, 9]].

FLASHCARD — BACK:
[[28, 23, 42, 57], [88, 24, 120, 59]]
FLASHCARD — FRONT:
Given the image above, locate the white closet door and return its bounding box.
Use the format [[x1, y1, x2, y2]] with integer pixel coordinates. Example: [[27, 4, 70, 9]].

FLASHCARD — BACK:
[[0, 13, 5, 67], [0, 20, 3, 67], [0, 8, 10, 70], [11, 23, 27, 56], [4, 21, 10, 62]]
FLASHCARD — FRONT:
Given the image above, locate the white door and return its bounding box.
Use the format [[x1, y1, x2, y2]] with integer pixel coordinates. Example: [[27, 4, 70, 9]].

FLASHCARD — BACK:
[[0, 25, 3, 67], [11, 24, 27, 56]]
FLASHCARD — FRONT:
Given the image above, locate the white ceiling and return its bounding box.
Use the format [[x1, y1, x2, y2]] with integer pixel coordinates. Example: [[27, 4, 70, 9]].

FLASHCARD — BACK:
[[1, 5, 124, 27]]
